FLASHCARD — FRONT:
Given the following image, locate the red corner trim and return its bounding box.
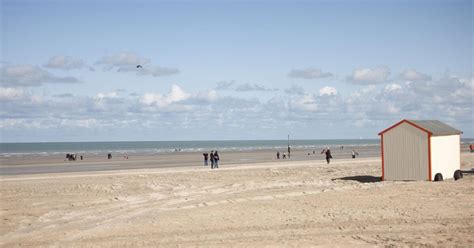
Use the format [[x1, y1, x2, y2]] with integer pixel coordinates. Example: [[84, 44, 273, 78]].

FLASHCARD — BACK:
[[428, 133, 432, 181], [378, 119, 433, 136], [381, 134, 384, 181]]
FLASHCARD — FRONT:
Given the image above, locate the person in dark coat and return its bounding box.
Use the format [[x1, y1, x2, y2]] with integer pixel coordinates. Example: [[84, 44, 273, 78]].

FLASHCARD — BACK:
[[351, 149, 359, 159], [210, 151, 215, 169], [321, 147, 332, 164], [203, 152, 209, 166], [213, 151, 220, 168]]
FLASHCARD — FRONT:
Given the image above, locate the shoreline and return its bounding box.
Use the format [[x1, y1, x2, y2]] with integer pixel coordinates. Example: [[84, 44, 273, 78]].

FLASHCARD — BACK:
[[1, 145, 472, 176], [0, 157, 383, 181], [0, 146, 380, 176]]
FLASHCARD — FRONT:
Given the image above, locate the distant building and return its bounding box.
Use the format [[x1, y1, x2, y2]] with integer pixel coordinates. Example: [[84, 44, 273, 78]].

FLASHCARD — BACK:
[[378, 119, 462, 181]]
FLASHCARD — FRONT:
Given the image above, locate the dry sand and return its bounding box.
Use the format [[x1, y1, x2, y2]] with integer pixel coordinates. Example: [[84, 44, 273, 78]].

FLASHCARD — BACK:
[[1, 153, 473, 247]]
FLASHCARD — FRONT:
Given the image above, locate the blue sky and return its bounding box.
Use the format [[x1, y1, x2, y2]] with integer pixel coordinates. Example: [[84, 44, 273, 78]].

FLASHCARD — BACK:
[[1, 0, 472, 142]]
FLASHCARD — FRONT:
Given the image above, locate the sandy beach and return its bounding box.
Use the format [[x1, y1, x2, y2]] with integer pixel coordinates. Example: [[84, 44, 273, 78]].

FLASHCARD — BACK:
[[1, 150, 473, 247], [0, 145, 383, 175]]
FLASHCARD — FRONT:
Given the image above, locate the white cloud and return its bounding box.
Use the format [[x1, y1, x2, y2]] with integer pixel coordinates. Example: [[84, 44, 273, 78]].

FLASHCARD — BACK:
[[141, 85, 190, 107], [288, 68, 333, 79], [45, 56, 88, 70], [384, 84, 402, 92], [98, 52, 150, 70], [96, 92, 119, 100], [399, 69, 431, 82], [0, 87, 25, 101], [193, 90, 218, 102], [137, 66, 179, 77], [347, 66, 390, 84], [1, 74, 472, 140], [0, 65, 79, 87], [59, 118, 100, 128], [0, 119, 37, 129], [235, 83, 278, 92], [319, 86, 337, 96], [289, 94, 319, 112], [97, 52, 179, 77], [53, 93, 74, 98], [386, 104, 400, 114], [284, 84, 305, 95]]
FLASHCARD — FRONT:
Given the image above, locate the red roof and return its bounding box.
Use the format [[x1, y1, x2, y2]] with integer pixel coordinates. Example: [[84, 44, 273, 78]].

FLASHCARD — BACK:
[[378, 119, 432, 136]]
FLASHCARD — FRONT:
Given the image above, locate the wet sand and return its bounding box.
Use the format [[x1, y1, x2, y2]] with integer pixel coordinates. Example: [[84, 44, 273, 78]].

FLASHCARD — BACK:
[[0, 146, 380, 175], [0, 151, 473, 247]]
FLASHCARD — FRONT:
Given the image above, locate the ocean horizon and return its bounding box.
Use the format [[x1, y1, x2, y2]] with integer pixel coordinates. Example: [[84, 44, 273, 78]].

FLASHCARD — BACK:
[[1, 138, 473, 157], [1, 139, 380, 156]]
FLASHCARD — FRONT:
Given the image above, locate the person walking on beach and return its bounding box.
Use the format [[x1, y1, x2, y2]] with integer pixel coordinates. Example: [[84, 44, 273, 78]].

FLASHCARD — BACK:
[[203, 152, 209, 166], [351, 149, 359, 159], [276, 151, 280, 159], [321, 147, 332, 164], [213, 151, 220, 168], [210, 150, 215, 169]]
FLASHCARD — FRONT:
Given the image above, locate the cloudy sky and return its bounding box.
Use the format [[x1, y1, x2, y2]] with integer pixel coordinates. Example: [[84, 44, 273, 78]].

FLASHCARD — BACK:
[[1, 0, 472, 142]]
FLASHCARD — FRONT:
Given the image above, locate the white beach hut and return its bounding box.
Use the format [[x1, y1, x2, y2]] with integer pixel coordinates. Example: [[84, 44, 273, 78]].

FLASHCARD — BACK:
[[378, 119, 462, 181]]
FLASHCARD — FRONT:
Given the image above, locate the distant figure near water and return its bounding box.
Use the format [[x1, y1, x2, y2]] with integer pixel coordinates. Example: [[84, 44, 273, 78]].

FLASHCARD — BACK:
[[276, 151, 280, 159], [351, 149, 359, 159], [66, 153, 77, 161], [203, 152, 209, 166], [213, 151, 220, 168], [210, 151, 215, 169]]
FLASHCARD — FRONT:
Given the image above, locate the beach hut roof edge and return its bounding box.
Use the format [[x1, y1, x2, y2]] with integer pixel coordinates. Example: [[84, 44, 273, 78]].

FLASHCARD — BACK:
[[378, 119, 462, 136]]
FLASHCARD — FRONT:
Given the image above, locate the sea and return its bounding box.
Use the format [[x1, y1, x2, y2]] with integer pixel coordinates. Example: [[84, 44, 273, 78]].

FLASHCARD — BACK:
[[1, 139, 472, 158], [0, 139, 378, 157]]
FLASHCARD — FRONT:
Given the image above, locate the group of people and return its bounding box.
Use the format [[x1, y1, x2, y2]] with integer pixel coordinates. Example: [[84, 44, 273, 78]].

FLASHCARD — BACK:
[[322, 147, 359, 164], [276, 151, 289, 159], [65, 153, 83, 161], [203, 151, 220, 169], [275, 147, 360, 164], [323, 147, 359, 164]]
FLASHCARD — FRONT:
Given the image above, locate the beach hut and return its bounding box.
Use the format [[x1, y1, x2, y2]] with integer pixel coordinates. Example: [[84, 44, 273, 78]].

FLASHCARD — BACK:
[[378, 119, 462, 181]]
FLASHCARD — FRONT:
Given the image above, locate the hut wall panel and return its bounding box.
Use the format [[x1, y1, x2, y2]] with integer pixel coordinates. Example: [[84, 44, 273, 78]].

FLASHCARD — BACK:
[[383, 122, 428, 180], [430, 135, 460, 180]]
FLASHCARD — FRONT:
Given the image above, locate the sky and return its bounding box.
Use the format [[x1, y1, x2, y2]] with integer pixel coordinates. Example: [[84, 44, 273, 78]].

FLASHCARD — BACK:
[[0, 0, 473, 142]]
